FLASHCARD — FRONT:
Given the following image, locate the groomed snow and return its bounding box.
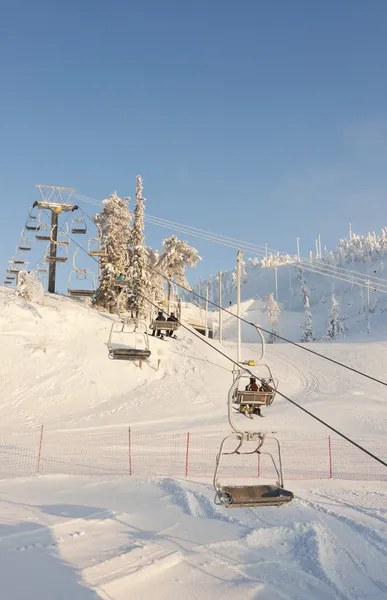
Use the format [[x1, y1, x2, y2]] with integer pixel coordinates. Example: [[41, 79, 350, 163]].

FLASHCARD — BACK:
[[0, 286, 386, 599]]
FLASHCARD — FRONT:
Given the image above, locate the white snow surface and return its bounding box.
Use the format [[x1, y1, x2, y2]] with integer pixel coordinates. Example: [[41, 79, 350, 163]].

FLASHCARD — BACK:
[[0, 285, 386, 599]]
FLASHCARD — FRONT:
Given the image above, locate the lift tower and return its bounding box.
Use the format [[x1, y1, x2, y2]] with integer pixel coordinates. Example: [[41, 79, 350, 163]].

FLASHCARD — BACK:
[[33, 185, 78, 294]]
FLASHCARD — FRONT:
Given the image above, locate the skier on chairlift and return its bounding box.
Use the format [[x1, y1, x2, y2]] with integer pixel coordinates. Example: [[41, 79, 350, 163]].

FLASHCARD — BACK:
[[152, 311, 166, 337], [244, 377, 262, 417], [166, 312, 178, 337]]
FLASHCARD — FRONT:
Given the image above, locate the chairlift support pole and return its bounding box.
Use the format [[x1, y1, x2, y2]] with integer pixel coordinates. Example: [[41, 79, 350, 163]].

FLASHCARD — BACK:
[[48, 210, 58, 293], [34, 184, 77, 295], [205, 283, 209, 337], [218, 270, 223, 344], [237, 250, 243, 366]]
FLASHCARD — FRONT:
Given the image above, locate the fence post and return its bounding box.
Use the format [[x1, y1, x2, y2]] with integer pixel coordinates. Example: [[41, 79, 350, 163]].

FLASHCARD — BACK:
[[328, 435, 333, 479], [37, 425, 44, 475], [185, 432, 190, 477], [257, 452, 261, 478], [128, 427, 132, 476]]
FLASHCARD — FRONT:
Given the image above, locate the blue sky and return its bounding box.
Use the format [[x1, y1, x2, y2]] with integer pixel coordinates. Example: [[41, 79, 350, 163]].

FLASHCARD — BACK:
[[2, 0, 387, 290]]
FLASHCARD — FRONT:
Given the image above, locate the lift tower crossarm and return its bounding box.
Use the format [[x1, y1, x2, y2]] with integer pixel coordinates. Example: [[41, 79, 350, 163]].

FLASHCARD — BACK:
[[34, 184, 78, 294]]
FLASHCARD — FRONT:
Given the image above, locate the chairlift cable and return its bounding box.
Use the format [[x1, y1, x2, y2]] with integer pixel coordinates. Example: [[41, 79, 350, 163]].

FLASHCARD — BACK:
[[45, 216, 387, 470], [59, 207, 387, 390], [72, 191, 387, 292], [140, 293, 387, 470]]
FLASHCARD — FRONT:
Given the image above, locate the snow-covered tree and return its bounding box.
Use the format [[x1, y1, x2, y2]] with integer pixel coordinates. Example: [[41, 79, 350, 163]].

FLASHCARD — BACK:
[[94, 192, 131, 313], [156, 235, 201, 299], [16, 270, 44, 303], [264, 293, 280, 343], [128, 176, 154, 318], [300, 294, 314, 342], [326, 294, 345, 339]]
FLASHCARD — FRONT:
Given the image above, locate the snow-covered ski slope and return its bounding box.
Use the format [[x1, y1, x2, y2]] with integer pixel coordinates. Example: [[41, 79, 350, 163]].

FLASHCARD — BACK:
[[0, 286, 386, 599]]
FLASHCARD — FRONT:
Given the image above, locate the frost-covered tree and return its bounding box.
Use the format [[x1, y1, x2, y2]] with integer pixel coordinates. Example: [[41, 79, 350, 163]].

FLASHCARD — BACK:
[[128, 176, 154, 318], [16, 270, 44, 303], [264, 293, 280, 343], [300, 294, 314, 342], [94, 192, 131, 313], [326, 294, 345, 339], [156, 235, 201, 299]]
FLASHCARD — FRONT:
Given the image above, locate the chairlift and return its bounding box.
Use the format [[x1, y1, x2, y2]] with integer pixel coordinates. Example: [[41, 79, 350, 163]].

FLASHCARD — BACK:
[[18, 230, 33, 252], [67, 248, 96, 297], [108, 318, 151, 362], [150, 299, 181, 335], [213, 374, 293, 509], [37, 262, 48, 274], [35, 221, 51, 241], [107, 288, 151, 363], [52, 223, 70, 247], [11, 253, 27, 265], [6, 273, 15, 280], [88, 225, 106, 256], [233, 368, 278, 415], [7, 262, 22, 274], [45, 243, 68, 263], [71, 217, 87, 235], [25, 216, 40, 232], [4, 280, 13, 285]]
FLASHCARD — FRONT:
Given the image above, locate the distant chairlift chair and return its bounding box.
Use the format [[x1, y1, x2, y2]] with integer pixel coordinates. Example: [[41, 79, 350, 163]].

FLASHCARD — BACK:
[[213, 372, 294, 509], [88, 225, 106, 256], [18, 229, 33, 252], [71, 217, 87, 235], [67, 248, 96, 297], [45, 224, 69, 263], [107, 287, 151, 366]]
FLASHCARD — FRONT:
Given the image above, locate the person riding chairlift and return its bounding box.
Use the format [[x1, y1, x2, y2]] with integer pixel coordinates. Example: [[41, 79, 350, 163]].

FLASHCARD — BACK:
[[243, 377, 262, 417], [152, 311, 166, 337], [166, 312, 178, 337]]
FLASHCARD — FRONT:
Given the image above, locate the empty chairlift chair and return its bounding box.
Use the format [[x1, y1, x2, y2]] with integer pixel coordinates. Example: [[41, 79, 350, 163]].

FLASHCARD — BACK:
[[213, 373, 294, 509], [25, 214, 40, 232], [108, 318, 151, 362], [18, 230, 33, 252], [35, 221, 52, 241], [88, 225, 106, 257], [45, 224, 69, 263], [71, 217, 87, 235], [67, 248, 96, 297]]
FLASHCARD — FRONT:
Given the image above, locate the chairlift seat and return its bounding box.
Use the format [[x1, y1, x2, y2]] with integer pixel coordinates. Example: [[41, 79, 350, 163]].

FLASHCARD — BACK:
[[88, 247, 106, 256], [68, 289, 95, 297], [13, 260, 25, 265], [109, 348, 151, 360], [46, 256, 67, 263], [36, 233, 51, 241], [236, 390, 275, 407], [18, 245, 32, 252], [219, 484, 294, 508], [151, 321, 179, 331], [72, 227, 87, 234], [25, 225, 40, 231]]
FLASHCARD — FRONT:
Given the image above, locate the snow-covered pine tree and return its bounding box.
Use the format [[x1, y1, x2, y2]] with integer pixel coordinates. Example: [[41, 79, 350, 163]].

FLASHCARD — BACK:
[[16, 270, 44, 303], [156, 235, 201, 297], [264, 293, 280, 343], [94, 192, 131, 313], [326, 294, 345, 339], [129, 175, 154, 318], [300, 294, 314, 342]]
